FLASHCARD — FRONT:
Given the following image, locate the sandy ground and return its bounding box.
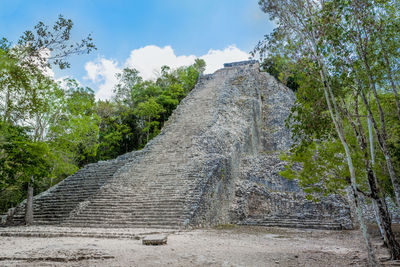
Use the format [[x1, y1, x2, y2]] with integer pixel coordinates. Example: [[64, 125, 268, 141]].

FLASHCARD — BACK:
[[0, 225, 395, 266]]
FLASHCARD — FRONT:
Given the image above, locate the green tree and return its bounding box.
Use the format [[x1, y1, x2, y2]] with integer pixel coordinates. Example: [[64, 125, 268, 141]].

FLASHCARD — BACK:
[[0, 122, 51, 218], [48, 79, 100, 170], [0, 15, 96, 223], [134, 97, 165, 143], [255, 0, 400, 263], [95, 100, 140, 160]]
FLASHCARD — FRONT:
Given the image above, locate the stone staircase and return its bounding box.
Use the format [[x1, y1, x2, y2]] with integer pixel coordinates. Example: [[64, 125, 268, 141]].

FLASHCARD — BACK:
[[61, 67, 231, 229], [62, 161, 192, 228], [4, 60, 352, 230], [7, 157, 131, 226]]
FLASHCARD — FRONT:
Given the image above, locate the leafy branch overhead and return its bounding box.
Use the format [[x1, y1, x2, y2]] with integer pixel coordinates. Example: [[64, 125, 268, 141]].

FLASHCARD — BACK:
[[17, 15, 96, 70]]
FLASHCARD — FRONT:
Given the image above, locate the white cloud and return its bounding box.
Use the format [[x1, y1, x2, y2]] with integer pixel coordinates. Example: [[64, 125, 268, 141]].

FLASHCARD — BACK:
[[85, 58, 121, 100], [125, 45, 196, 80], [85, 45, 250, 100], [200, 45, 250, 74]]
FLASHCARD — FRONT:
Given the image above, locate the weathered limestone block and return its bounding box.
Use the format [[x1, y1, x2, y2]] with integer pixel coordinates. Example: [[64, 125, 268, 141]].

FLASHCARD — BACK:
[[142, 235, 168, 245]]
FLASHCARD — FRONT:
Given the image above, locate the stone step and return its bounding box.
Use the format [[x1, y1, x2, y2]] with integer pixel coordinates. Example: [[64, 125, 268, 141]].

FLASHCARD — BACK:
[[70, 216, 183, 222], [81, 205, 184, 210], [65, 218, 183, 224], [113, 176, 196, 182], [33, 200, 88, 205], [30, 206, 83, 212], [80, 208, 184, 213], [32, 218, 65, 223], [42, 185, 106, 190], [64, 219, 182, 226], [31, 221, 61, 225], [87, 200, 186, 205], [93, 193, 187, 197], [98, 183, 188, 187], [33, 216, 182, 224], [75, 209, 185, 214], [67, 214, 184, 221], [37, 208, 184, 215], [246, 216, 339, 223], [248, 219, 339, 225], [248, 215, 336, 221], [244, 222, 342, 230], [38, 191, 101, 196], [75, 209, 184, 214], [36, 204, 184, 210], [240, 220, 343, 230], [0, 231, 140, 239], [85, 198, 186, 203], [61, 222, 180, 229], [32, 206, 79, 211], [31, 213, 70, 218], [245, 220, 341, 226], [40, 187, 106, 192]]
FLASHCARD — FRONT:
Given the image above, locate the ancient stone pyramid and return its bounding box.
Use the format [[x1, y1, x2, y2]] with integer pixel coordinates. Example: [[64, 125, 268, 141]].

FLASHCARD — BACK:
[[6, 61, 352, 229]]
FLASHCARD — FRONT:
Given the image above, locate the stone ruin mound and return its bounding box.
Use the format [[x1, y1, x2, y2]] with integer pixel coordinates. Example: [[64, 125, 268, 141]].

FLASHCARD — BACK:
[[4, 61, 352, 230]]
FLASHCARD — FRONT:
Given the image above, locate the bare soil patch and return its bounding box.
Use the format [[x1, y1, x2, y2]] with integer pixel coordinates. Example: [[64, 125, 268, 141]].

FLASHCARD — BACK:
[[0, 225, 397, 266]]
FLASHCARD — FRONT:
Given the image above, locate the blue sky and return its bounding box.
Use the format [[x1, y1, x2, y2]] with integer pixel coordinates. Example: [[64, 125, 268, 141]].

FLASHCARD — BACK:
[[0, 0, 274, 99]]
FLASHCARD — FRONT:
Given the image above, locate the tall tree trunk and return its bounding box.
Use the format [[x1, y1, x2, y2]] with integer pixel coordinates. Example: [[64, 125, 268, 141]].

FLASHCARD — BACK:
[[360, 90, 400, 208], [351, 14, 400, 206], [25, 176, 34, 225], [368, 103, 387, 245], [351, 187, 378, 265], [319, 73, 378, 265], [346, 97, 400, 259], [368, 169, 400, 259], [372, 200, 386, 245]]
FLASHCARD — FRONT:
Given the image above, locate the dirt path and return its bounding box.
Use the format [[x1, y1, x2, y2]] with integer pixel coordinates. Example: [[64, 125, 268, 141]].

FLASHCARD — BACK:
[[0, 226, 393, 266]]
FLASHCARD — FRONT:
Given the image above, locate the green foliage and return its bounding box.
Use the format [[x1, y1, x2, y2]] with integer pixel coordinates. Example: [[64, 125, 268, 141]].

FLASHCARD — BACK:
[[260, 55, 299, 92], [280, 137, 373, 201], [0, 121, 51, 211], [48, 79, 100, 168], [256, 0, 400, 204], [0, 16, 97, 213], [135, 96, 165, 142]]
